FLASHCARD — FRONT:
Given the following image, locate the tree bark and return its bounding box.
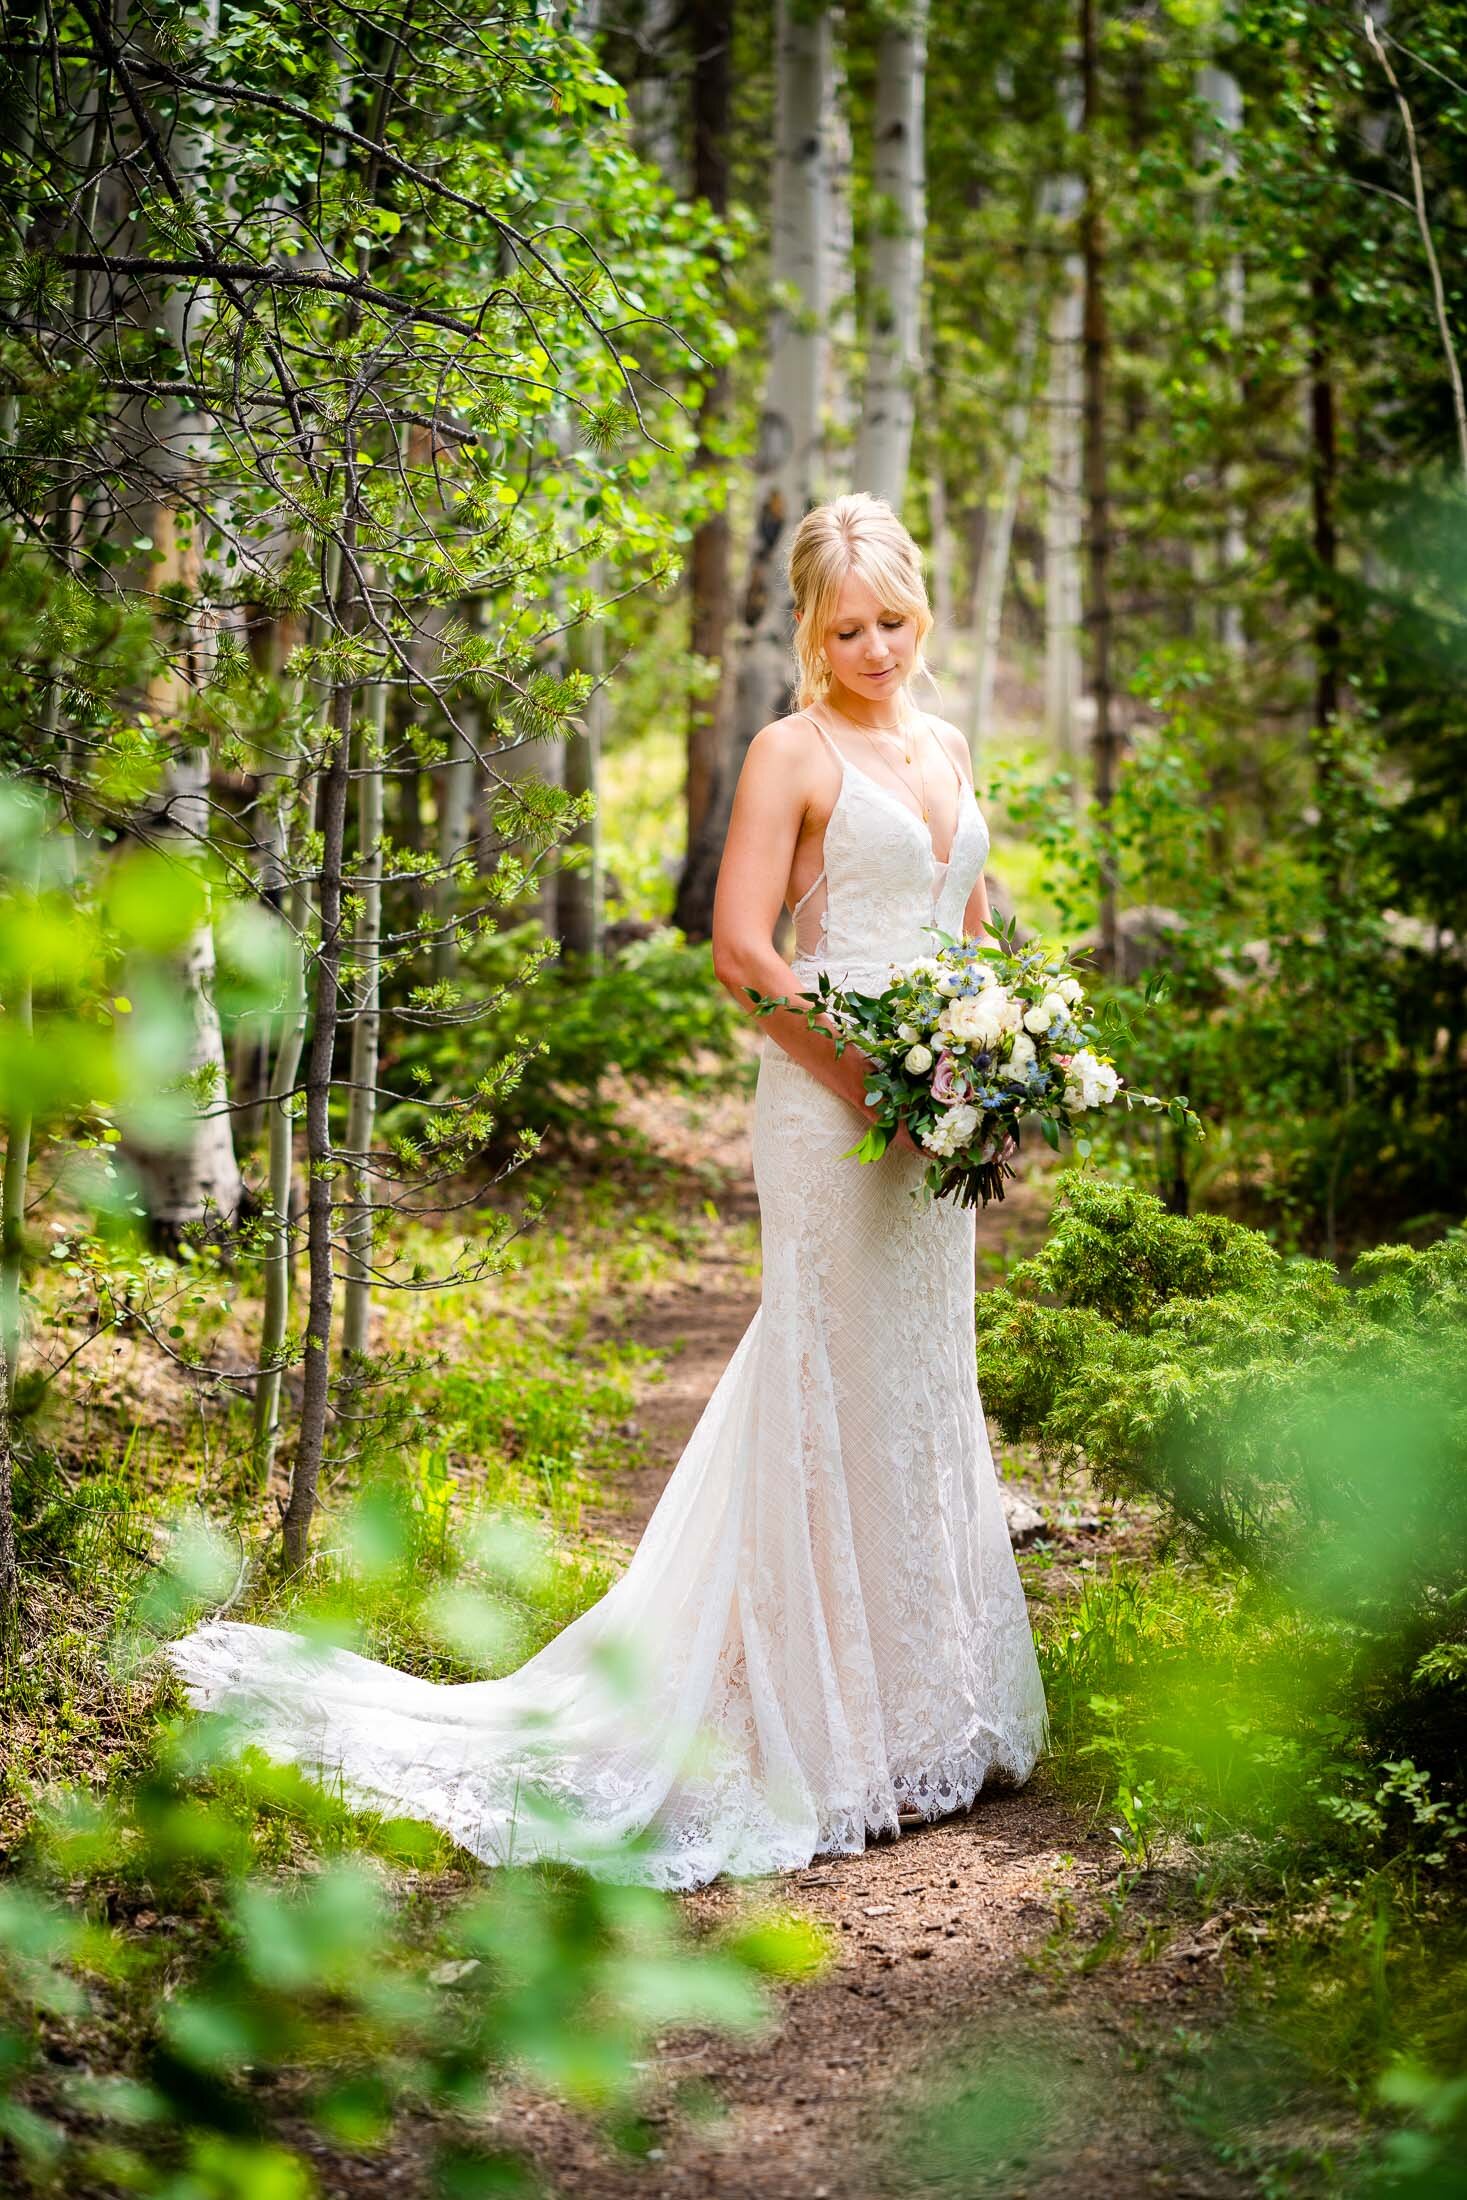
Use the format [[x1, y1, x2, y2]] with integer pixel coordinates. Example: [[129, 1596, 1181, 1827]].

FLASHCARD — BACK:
[[1308, 263, 1349, 1263], [1080, 0, 1119, 970], [431, 725, 475, 984], [1196, 61, 1247, 657], [630, 0, 687, 181], [1309, 259, 1345, 928], [250, 844, 311, 1486], [557, 580, 606, 965], [396, 762, 428, 945], [125, 752, 244, 1234], [117, 0, 243, 1233], [1310, 274, 1340, 750], [677, 0, 734, 875], [854, 0, 928, 507], [1044, 78, 1086, 778], [0, 836, 36, 1411], [675, 0, 830, 937], [822, 19, 857, 454], [342, 679, 386, 1365], [969, 310, 1040, 760], [0, 1339, 16, 1661], [280, 540, 358, 1572], [251, 608, 324, 1482], [928, 447, 952, 649]]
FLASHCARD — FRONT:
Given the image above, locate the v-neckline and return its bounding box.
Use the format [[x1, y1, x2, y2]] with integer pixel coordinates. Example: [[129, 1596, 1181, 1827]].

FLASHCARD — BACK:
[[830, 742, 971, 872]]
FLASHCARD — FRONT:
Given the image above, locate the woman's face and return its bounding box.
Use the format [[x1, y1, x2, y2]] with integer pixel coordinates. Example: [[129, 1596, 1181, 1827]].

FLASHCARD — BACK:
[[819, 571, 917, 703]]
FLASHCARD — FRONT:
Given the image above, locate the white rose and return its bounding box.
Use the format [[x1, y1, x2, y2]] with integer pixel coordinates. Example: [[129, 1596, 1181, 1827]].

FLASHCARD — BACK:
[[896, 1023, 917, 1044], [1022, 990, 1066, 1034], [907, 957, 943, 980], [948, 987, 1011, 1049], [1063, 1047, 1121, 1111], [933, 971, 960, 996], [1004, 1031, 1037, 1083], [918, 1099, 979, 1159], [1057, 975, 1084, 1005], [904, 1044, 934, 1074]]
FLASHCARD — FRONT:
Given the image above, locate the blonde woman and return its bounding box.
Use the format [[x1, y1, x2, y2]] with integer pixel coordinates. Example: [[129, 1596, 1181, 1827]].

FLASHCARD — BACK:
[[170, 494, 1047, 1889]]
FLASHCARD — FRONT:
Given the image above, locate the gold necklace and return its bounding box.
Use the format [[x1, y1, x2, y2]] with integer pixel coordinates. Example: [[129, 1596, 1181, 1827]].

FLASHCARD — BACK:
[[826, 698, 928, 821]]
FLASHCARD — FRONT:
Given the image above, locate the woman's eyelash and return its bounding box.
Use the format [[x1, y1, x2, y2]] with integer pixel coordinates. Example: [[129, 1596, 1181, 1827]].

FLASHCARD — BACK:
[[836, 620, 905, 639]]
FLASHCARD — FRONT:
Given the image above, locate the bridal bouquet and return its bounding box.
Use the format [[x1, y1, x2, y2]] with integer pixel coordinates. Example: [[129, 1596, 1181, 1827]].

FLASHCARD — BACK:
[[749, 922, 1196, 1207]]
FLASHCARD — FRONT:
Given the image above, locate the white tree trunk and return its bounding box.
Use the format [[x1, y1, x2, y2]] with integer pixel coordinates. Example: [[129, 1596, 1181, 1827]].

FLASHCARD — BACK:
[[432, 726, 476, 983], [1043, 126, 1086, 773], [250, 864, 309, 1484], [823, 21, 857, 457], [120, 0, 241, 1231], [558, 566, 606, 965], [343, 685, 386, 1364], [969, 312, 1040, 760], [854, 0, 928, 507], [674, 0, 830, 918], [125, 752, 243, 1230], [1195, 61, 1246, 657], [928, 448, 952, 653], [732, 0, 830, 747], [1044, 263, 1085, 771]]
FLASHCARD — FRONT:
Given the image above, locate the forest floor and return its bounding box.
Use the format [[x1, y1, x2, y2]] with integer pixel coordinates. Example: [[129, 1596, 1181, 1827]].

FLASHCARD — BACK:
[[358, 1074, 1271, 2200]]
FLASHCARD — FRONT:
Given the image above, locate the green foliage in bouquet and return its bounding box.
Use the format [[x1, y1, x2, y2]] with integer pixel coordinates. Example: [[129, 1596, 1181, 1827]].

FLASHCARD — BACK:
[[750, 920, 1198, 1207], [976, 1176, 1467, 1778]]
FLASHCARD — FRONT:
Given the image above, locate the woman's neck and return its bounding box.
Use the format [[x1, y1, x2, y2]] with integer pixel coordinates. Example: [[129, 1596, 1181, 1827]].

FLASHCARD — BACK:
[[821, 679, 912, 732]]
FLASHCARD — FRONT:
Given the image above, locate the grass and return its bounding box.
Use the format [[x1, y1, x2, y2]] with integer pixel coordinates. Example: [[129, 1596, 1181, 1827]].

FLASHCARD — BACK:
[[1, 1169, 738, 1847], [1021, 1540, 1467, 2192], [0, 1141, 831, 2197]]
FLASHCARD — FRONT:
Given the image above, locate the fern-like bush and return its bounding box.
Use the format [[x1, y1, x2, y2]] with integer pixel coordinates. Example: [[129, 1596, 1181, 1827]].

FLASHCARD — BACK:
[[977, 1176, 1467, 1766]]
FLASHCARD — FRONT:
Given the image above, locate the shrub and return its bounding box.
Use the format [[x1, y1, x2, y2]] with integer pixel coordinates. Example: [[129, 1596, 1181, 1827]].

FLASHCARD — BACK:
[[977, 1176, 1467, 1773], [384, 923, 748, 1160]]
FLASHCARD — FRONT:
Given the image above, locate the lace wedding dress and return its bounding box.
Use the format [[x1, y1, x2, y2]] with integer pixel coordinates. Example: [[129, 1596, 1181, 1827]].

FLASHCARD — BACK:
[[169, 708, 1048, 1889]]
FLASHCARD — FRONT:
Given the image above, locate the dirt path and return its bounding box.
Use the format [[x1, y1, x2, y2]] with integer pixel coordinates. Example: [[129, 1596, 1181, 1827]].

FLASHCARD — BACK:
[[480, 1121, 1253, 2200]]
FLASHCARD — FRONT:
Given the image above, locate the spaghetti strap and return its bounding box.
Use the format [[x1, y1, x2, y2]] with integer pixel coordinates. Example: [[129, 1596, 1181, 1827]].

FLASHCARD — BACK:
[[792, 704, 846, 773], [787, 708, 842, 931], [920, 711, 969, 798]]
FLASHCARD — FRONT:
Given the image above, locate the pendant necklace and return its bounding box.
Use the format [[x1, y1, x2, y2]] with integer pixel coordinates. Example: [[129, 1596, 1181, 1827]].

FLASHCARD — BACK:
[[830, 696, 928, 821]]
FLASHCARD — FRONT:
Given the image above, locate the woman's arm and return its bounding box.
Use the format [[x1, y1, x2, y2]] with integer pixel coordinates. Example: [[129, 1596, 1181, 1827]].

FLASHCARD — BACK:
[[963, 868, 995, 942], [711, 720, 890, 1126]]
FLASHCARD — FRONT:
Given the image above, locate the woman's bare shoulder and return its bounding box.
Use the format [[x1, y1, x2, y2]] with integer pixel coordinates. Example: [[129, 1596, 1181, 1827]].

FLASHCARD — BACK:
[[742, 708, 826, 785], [923, 710, 974, 785], [749, 706, 820, 755]]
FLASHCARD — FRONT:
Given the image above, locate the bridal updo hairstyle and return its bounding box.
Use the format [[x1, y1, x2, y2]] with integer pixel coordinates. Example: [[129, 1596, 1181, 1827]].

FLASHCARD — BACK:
[[787, 491, 935, 710]]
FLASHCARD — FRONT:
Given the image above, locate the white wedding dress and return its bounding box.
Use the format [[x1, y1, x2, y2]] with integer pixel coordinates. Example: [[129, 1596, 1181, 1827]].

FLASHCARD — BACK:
[[169, 707, 1048, 1889]]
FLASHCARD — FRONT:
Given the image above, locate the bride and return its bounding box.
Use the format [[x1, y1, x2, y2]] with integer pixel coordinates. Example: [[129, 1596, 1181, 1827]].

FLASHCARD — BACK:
[[170, 492, 1048, 1890]]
